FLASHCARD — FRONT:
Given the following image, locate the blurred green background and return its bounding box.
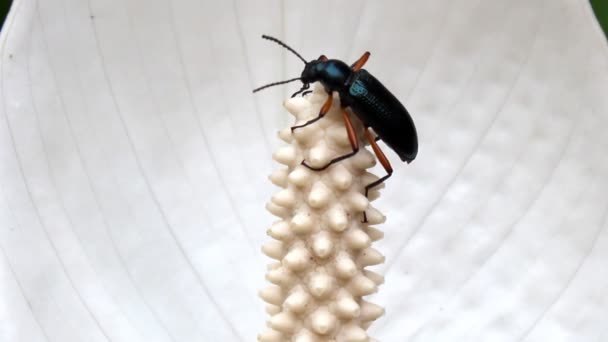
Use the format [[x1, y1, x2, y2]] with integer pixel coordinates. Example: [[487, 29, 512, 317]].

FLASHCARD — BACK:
[[1, 0, 11, 32], [0, 1, 606, 43], [591, 0, 608, 40]]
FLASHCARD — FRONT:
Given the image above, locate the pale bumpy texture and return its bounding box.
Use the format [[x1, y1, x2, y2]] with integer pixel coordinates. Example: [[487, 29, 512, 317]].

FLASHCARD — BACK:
[[259, 86, 387, 342]]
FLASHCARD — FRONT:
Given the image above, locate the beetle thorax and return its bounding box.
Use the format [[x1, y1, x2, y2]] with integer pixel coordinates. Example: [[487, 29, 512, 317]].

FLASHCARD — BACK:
[[301, 60, 352, 92]]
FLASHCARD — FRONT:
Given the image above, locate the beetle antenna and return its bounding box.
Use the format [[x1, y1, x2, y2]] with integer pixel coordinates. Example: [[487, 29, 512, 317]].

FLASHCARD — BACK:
[[252, 77, 302, 93], [262, 35, 308, 64]]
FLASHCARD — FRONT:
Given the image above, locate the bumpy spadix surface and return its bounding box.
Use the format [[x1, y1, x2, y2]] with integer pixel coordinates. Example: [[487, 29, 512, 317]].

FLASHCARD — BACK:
[[260, 88, 385, 341]]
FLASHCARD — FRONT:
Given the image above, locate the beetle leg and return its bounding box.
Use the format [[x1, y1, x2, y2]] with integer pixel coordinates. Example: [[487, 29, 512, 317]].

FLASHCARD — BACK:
[[291, 83, 310, 98], [367, 127, 381, 141], [362, 128, 393, 223], [291, 94, 333, 132], [301, 108, 359, 171], [351, 51, 370, 71]]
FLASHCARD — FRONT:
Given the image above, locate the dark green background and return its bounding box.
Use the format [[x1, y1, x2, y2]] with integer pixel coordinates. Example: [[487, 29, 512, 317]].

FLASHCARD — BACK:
[[1, 0, 11, 32], [591, 0, 608, 40], [0, 1, 607, 43]]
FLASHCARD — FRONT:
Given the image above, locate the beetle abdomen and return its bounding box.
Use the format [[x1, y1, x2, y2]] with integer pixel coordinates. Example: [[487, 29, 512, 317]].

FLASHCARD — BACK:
[[345, 70, 418, 163]]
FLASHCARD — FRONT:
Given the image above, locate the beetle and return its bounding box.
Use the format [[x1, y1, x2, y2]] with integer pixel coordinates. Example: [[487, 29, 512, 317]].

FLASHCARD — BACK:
[[254, 35, 418, 218]]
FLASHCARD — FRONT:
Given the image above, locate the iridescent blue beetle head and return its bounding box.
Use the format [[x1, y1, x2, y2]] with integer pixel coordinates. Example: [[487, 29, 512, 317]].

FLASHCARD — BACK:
[[253, 36, 351, 97], [300, 57, 323, 84], [301, 56, 352, 93]]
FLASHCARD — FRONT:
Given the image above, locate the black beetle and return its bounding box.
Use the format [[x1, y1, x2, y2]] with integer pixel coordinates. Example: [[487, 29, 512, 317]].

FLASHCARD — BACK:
[[254, 35, 418, 208]]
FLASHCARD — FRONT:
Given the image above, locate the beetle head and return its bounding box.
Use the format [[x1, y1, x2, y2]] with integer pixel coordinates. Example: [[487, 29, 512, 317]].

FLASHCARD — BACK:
[[300, 55, 326, 83]]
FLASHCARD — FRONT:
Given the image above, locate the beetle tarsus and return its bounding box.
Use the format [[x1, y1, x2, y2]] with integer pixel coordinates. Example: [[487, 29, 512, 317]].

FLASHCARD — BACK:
[[361, 128, 393, 222], [291, 83, 310, 98], [301, 147, 359, 171], [300, 108, 360, 171], [291, 115, 324, 132], [291, 95, 333, 132]]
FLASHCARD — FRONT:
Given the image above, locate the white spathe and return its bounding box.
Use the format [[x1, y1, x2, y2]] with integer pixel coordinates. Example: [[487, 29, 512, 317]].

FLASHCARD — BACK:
[[1, 0, 607, 341]]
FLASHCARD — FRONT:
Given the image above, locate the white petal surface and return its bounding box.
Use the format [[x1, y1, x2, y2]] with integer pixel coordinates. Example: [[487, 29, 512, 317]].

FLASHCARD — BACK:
[[1, 0, 607, 341]]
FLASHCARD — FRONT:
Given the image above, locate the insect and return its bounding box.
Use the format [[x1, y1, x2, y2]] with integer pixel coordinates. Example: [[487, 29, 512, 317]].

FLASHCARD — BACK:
[[254, 35, 418, 219]]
